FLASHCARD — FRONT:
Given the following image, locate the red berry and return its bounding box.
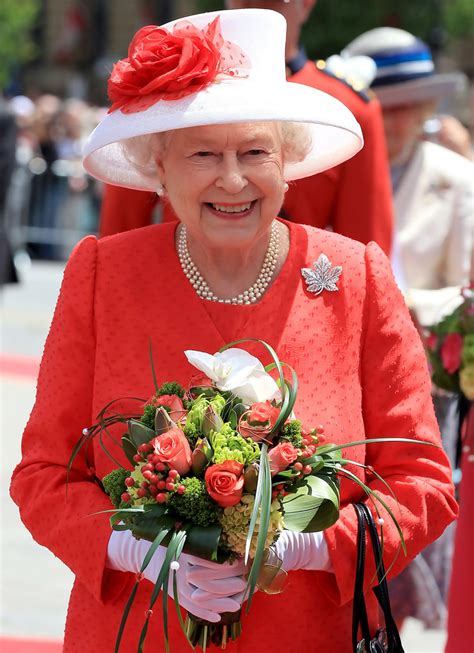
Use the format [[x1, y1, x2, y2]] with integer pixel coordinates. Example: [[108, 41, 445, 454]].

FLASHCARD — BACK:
[[272, 491, 278, 500], [148, 474, 159, 484], [138, 443, 151, 454], [168, 469, 179, 480], [142, 463, 154, 473], [156, 493, 167, 503], [150, 454, 160, 464], [140, 481, 149, 489], [121, 492, 131, 503], [177, 485, 186, 495], [157, 480, 166, 490], [133, 454, 142, 463], [125, 477, 135, 488], [155, 462, 165, 472], [316, 425, 324, 434], [137, 488, 148, 498], [149, 485, 158, 496], [166, 482, 175, 492], [142, 470, 153, 481], [294, 462, 303, 471], [303, 465, 312, 475]]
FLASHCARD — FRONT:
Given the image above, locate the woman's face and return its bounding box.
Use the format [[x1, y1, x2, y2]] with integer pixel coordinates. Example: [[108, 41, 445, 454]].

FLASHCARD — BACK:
[[382, 100, 436, 164], [156, 122, 286, 250]]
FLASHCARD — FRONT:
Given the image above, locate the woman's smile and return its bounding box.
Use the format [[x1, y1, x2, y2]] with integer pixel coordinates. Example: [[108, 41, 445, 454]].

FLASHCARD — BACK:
[[204, 200, 258, 220]]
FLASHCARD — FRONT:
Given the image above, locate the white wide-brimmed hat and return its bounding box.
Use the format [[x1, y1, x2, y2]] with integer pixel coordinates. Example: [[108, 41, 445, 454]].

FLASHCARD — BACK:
[[83, 9, 363, 191], [343, 27, 466, 108]]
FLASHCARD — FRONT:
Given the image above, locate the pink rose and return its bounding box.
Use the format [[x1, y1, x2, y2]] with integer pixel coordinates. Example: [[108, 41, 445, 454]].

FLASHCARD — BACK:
[[248, 401, 280, 426], [268, 442, 298, 476], [153, 427, 192, 474], [205, 460, 244, 507], [156, 394, 184, 412], [440, 333, 463, 374]]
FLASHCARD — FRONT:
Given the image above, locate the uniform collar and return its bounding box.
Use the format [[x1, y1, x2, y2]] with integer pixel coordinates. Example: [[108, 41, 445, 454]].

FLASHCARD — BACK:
[[286, 47, 308, 76]]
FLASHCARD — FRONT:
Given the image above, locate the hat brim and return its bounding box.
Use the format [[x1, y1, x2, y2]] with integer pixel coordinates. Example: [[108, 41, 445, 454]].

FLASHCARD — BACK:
[[83, 77, 363, 191], [375, 72, 466, 107]]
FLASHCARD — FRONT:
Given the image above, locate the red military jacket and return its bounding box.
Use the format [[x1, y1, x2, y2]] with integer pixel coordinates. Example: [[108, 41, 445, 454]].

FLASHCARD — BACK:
[[11, 220, 455, 652], [98, 61, 393, 255]]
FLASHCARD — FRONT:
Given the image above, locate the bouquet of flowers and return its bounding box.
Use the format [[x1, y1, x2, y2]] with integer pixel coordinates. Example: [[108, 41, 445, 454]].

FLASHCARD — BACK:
[[424, 285, 474, 400], [69, 339, 424, 653]]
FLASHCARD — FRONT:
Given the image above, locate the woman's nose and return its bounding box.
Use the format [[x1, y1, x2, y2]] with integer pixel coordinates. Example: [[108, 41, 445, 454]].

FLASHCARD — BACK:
[[215, 155, 248, 193]]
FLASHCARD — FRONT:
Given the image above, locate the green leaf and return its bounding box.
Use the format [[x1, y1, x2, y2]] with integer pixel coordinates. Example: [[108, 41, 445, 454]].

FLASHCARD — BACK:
[[128, 419, 156, 447], [121, 436, 137, 466], [183, 524, 222, 561], [148, 339, 159, 394], [155, 406, 175, 435], [281, 473, 340, 532]]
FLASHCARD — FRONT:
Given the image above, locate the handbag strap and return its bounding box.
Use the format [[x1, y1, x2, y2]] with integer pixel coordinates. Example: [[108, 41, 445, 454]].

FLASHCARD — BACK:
[[352, 503, 372, 650], [352, 503, 405, 653]]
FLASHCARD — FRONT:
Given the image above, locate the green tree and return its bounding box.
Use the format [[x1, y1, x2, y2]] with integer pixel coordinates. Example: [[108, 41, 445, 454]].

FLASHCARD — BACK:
[[0, 0, 39, 91], [194, 0, 471, 59]]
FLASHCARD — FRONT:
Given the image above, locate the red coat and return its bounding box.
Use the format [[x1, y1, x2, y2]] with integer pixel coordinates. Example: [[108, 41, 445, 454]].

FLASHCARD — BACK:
[[99, 62, 393, 255], [11, 221, 455, 652]]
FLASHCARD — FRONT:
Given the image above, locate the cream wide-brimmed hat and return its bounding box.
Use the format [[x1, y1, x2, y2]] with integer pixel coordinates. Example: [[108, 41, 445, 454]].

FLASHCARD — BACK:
[[343, 27, 466, 108], [83, 9, 363, 191]]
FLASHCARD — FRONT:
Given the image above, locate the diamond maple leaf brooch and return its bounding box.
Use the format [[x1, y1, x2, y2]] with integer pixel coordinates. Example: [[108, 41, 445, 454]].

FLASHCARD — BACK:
[[301, 254, 342, 295]]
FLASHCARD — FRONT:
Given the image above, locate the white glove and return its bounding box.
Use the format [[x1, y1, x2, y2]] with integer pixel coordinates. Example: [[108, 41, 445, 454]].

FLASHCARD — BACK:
[[107, 529, 247, 622], [273, 530, 333, 573]]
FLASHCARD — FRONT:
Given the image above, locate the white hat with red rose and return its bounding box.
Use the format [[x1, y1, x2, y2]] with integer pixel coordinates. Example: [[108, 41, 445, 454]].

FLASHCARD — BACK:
[[83, 9, 363, 191]]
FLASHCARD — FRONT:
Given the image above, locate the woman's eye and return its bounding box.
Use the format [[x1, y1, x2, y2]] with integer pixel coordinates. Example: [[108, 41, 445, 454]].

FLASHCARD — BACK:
[[246, 149, 266, 156], [193, 151, 215, 158]]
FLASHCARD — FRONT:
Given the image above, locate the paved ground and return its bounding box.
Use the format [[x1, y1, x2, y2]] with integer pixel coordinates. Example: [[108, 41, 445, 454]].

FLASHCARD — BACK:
[[0, 260, 447, 652]]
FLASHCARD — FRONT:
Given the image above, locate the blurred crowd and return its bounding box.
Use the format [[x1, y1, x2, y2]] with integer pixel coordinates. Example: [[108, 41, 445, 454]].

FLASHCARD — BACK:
[[0, 94, 103, 277]]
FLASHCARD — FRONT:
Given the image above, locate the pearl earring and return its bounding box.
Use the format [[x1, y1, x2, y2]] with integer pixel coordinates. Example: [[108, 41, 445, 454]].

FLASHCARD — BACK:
[[157, 183, 165, 196], [283, 182, 289, 192]]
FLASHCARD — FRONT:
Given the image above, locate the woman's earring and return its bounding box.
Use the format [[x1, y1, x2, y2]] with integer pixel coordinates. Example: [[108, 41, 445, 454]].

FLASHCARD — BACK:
[[283, 182, 289, 193], [156, 183, 166, 197]]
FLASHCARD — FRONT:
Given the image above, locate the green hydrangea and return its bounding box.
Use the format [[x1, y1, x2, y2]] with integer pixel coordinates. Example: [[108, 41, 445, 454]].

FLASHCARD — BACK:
[[185, 394, 226, 432], [127, 465, 155, 506], [219, 494, 284, 558], [168, 476, 221, 527], [462, 334, 474, 366], [210, 423, 260, 465]]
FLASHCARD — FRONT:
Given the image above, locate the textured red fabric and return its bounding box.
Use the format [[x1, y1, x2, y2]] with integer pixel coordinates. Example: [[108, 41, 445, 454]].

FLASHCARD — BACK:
[[10, 220, 456, 653], [98, 62, 394, 256]]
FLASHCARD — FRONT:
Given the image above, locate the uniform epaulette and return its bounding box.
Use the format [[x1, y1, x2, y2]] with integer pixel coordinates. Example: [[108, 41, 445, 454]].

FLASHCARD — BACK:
[[314, 59, 374, 103]]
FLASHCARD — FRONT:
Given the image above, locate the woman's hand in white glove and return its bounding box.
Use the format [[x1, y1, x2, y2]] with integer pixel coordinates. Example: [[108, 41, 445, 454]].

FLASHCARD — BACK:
[[107, 530, 248, 622], [272, 530, 333, 573]]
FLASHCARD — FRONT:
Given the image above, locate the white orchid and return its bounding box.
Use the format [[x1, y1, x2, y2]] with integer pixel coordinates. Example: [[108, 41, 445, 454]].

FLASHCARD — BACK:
[[184, 347, 280, 406]]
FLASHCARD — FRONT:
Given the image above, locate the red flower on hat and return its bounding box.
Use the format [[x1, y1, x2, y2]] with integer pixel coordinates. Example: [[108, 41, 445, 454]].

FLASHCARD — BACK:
[[107, 17, 250, 114]]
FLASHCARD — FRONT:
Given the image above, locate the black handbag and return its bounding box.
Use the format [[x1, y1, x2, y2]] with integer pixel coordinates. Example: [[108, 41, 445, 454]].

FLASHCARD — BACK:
[[352, 503, 405, 653]]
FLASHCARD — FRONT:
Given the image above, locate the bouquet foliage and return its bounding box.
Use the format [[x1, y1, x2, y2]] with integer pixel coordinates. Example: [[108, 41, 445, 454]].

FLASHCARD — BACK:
[[424, 286, 474, 399]]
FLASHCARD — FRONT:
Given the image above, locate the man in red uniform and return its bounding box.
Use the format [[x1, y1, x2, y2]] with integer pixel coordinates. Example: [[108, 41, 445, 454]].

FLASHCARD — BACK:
[[99, 0, 393, 255]]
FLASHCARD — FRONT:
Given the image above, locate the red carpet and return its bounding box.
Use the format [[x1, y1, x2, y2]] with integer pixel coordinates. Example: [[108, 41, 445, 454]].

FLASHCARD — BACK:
[[0, 637, 63, 652], [0, 354, 40, 380]]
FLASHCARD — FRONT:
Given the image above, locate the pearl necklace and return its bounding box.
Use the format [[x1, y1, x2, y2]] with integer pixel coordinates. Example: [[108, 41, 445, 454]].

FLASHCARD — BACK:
[[178, 221, 280, 304]]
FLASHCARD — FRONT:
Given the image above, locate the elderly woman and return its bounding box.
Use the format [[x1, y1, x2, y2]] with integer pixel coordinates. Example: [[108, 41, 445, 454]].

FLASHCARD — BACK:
[[10, 9, 457, 653]]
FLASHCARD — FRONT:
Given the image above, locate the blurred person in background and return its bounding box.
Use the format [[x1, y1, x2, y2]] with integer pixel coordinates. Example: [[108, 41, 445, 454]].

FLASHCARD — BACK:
[[99, 0, 394, 256], [344, 26, 473, 634], [0, 96, 19, 286]]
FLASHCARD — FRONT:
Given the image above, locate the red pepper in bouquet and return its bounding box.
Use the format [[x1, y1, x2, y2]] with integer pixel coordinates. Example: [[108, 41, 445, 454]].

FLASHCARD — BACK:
[[69, 339, 435, 652]]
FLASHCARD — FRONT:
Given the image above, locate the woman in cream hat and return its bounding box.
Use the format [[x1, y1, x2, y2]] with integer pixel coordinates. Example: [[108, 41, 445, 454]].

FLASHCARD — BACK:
[[344, 26, 473, 327], [11, 10, 457, 652]]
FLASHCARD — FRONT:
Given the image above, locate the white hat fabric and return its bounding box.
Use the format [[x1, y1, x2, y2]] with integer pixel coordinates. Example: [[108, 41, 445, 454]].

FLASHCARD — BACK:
[[83, 9, 363, 191], [344, 27, 466, 108]]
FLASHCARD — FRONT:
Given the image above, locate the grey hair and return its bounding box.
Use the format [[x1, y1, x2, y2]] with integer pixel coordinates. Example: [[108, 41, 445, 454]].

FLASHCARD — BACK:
[[120, 121, 312, 181]]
